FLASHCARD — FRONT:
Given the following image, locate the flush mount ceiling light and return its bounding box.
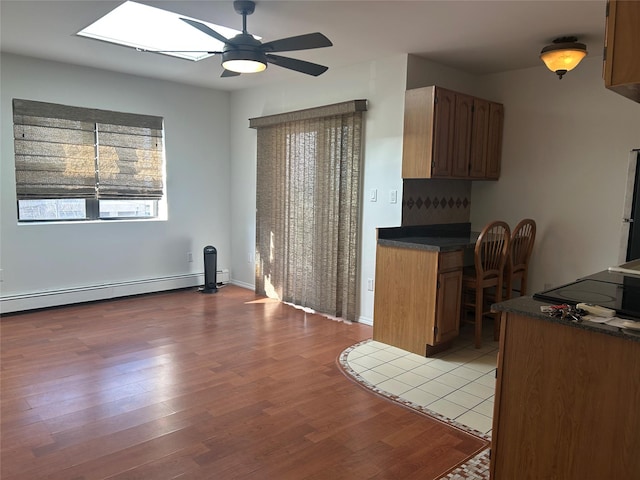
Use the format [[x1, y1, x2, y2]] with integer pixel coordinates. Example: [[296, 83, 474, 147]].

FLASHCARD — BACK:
[[540, 36, 588, 79]]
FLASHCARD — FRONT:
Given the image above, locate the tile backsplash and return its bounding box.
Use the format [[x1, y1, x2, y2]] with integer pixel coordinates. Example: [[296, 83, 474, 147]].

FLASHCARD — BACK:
[[402, 179, 471, 226]]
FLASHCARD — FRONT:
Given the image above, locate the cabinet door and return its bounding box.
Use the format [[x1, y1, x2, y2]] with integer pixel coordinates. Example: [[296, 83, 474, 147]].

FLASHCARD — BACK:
[[604, 0, 640, 103], [451, 93, 474, 177], [401, 86, 504, 180], [402, 87, 436, 178], [434, 269, 463, 343], [469, 98, 491, 178], [432, 88, 456, 177], [486, 102, 504, 179]]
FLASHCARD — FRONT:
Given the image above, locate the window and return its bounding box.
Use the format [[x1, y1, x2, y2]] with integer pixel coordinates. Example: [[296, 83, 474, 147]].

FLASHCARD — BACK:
[[12, 99, 165, 222]]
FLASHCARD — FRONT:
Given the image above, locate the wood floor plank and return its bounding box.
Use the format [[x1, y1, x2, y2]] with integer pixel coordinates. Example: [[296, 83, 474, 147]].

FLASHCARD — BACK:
[[1, 285, 487, 479]]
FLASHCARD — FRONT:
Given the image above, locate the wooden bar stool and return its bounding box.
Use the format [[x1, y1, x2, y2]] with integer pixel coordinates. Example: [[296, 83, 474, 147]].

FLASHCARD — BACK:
[[461, 221, 511, 349], [505, 218, 536, 299]]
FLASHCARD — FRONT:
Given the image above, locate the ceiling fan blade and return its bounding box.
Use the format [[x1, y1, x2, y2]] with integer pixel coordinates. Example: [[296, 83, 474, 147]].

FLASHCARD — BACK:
[[221, 69, 241, 77], [262, 33, 333, 53], [180, 18, 235, 46], [265, 54, 328, 76]]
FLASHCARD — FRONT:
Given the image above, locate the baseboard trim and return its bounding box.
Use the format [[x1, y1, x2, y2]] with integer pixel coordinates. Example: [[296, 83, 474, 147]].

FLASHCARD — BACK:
[[1, 278, 369, 324], [230, 279, 254, 290], [0, 273, 204, 314]]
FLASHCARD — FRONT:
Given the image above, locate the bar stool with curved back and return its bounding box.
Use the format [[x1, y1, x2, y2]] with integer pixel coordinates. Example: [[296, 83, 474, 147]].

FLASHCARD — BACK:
[[505, 219, 537, 299], [461, 221, 511, 349]]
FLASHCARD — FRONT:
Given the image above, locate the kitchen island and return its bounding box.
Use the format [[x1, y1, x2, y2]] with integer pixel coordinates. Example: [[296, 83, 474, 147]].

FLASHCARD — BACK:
[[373, 223, 479, 356], [490, 294, 640, 479]]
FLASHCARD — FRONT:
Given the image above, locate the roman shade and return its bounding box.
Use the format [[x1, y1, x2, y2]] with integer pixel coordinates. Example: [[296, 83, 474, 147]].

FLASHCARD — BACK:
[[13, 99, 164, 200]]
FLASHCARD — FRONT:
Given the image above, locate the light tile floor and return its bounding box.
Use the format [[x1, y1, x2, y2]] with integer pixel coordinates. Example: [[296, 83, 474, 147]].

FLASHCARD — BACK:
[[345, 324, 499, 435]]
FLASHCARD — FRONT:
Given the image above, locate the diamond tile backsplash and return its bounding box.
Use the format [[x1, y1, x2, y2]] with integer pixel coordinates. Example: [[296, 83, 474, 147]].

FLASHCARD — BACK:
[[402, 179, 471, 226]]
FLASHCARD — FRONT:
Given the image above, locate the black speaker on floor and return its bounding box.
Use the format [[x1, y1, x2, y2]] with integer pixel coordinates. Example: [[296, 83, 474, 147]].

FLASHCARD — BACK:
[[201, 245, 218, 293]]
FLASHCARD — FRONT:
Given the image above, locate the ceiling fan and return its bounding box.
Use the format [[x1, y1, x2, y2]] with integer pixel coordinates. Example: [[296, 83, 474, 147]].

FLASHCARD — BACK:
[[181, 0, 333, 77]]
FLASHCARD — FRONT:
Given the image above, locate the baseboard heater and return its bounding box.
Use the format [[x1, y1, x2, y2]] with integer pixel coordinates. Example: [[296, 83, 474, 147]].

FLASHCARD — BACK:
[[0, 273, 206, 314], [216, 269, 230, 284]]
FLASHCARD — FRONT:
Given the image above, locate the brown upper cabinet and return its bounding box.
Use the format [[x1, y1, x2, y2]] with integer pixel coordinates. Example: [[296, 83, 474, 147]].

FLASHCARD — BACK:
[[402, 86, 504, 180], [604, 0, 640, 103]]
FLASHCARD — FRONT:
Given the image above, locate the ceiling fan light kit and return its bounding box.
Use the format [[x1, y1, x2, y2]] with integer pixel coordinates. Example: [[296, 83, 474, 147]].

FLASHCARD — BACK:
[[540, 36, 588, 79], [182, 0, 332, 77], [220, 31, 268, 73], [222, 56, 267, 73]]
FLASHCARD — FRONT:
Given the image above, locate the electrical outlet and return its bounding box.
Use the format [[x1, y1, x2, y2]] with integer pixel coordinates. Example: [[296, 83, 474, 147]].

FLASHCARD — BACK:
[[187, 252, 193, 263], [367, 278, 374, 291], [248, 252, 253, 264], [389, 190, 397, 204]]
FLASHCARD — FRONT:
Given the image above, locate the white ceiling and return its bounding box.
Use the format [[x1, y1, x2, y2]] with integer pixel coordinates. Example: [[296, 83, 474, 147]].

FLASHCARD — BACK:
[[0, 0, 607, 91]]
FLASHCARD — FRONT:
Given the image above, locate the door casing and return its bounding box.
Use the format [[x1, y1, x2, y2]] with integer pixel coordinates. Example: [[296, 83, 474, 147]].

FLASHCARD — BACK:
[[618, 149, 640, 263]]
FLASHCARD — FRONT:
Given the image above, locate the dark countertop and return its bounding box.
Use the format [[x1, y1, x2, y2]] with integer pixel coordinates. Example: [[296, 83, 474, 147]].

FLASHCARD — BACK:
[[378, 234, 480, 252], [492, 295, 640, 343], [377, 223, 480, 252], [376, 224, 640, 342]]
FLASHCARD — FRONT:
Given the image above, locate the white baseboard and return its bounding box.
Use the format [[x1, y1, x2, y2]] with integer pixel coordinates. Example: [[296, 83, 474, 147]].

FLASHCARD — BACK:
[[0, 273, 204, 314], [229, 279, 254, 290], [357, 315, 373, 326]]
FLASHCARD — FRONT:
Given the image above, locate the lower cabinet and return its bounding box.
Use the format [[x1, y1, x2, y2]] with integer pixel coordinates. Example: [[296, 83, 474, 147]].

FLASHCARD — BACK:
[[372, 245, 463, 356], [434, 261, 463, 344], [491, 312, 640, 479]]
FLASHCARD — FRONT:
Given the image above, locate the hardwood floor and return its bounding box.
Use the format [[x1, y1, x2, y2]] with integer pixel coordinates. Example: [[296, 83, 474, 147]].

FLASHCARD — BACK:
[[1, 285, 487, 479]]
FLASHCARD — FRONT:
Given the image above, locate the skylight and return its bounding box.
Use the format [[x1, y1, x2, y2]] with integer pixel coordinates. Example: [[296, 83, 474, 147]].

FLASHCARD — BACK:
[[77, 1, 242, 61]]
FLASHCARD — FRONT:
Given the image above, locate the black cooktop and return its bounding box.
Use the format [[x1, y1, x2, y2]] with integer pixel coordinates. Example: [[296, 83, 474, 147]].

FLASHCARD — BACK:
[[533, 277, 640, 319]]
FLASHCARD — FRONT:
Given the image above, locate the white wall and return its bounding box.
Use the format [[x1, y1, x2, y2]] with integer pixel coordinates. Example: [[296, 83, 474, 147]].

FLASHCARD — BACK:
[[472, 56, 640, 292], [229, 52, 640, 323], [228, 54, 408, 323], [0, 54, 232, 311], [228, 54, 480, 324], [5, 50, 637, 319], [0, 52, 484, 320], [406, 54, 486, 95]]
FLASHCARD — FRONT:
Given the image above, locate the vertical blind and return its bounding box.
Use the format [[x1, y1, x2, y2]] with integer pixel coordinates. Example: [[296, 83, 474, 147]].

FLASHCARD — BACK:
[[13, 99, 164, 200], [251, 100, 366, 321]]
